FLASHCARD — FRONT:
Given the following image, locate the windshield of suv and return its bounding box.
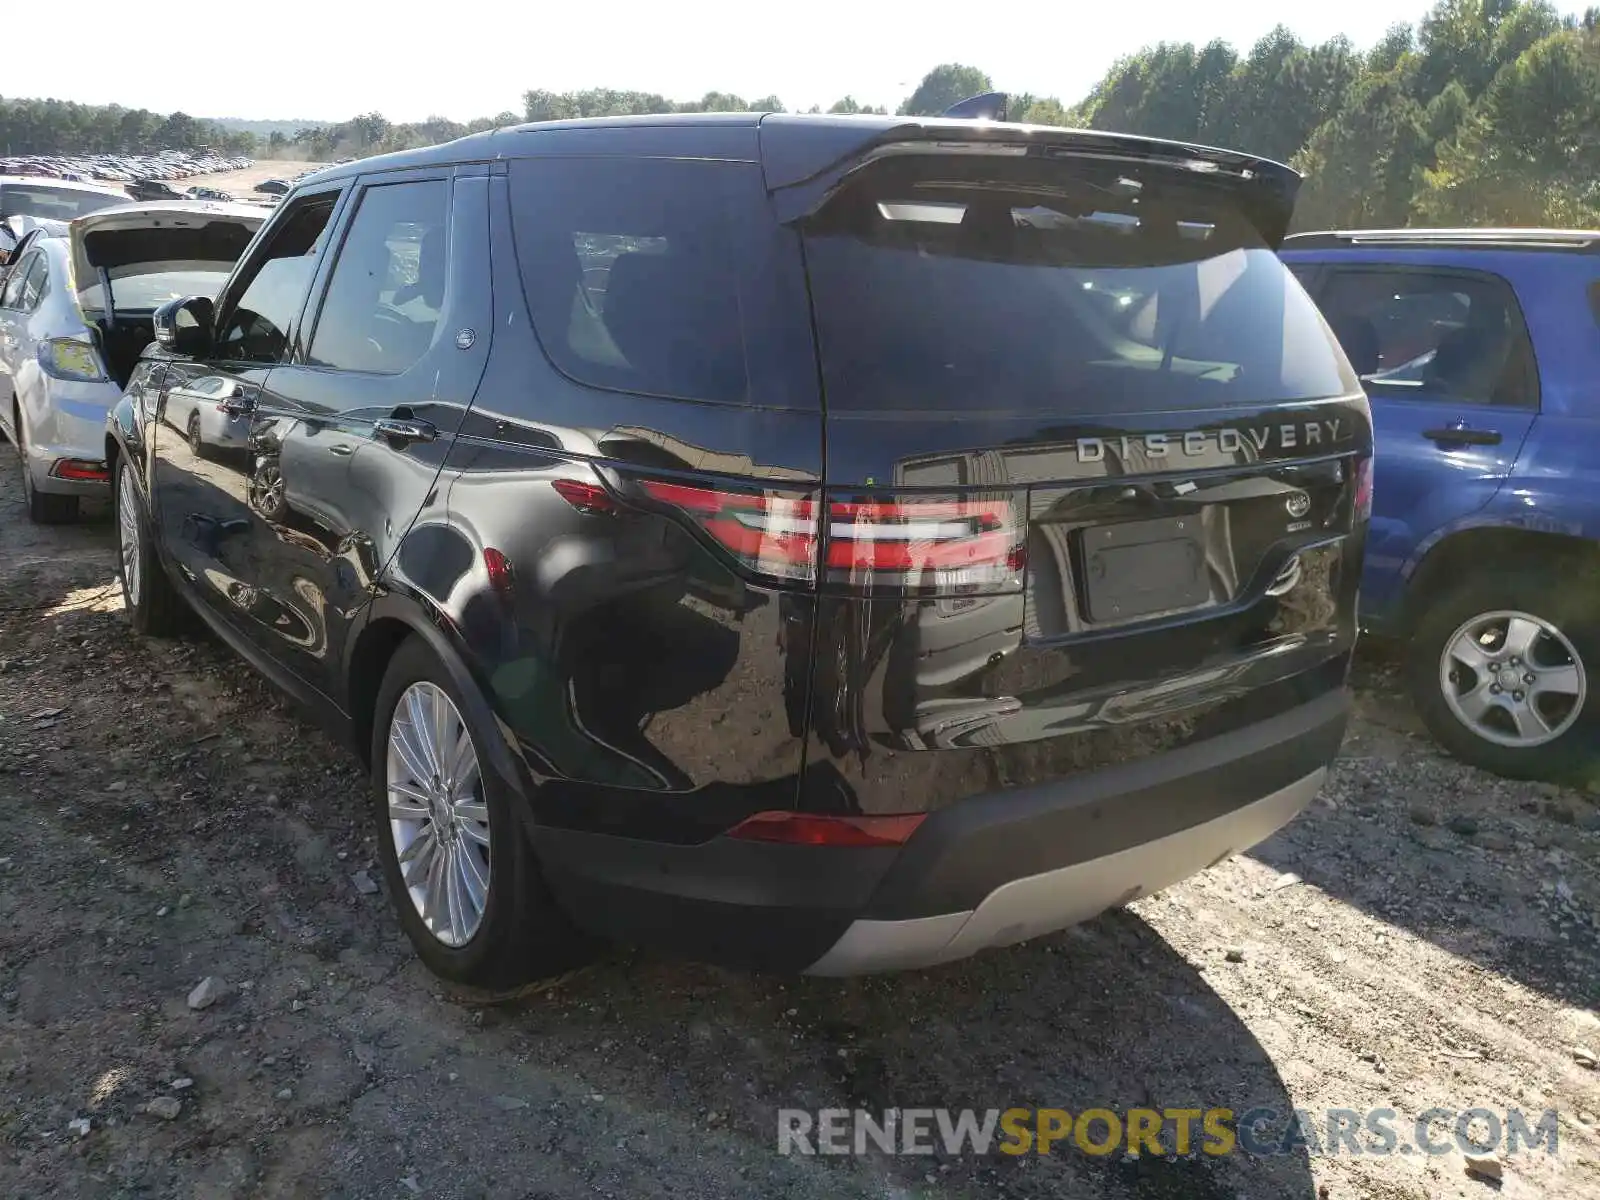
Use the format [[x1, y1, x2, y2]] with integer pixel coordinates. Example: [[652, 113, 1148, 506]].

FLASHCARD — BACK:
[[801, 155, 1356, 414], [1, 185, 126, 222]]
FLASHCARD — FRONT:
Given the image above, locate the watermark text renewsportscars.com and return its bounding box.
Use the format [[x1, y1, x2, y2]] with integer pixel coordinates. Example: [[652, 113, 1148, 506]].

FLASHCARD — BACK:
[[777, 1106, 1561, 1158]]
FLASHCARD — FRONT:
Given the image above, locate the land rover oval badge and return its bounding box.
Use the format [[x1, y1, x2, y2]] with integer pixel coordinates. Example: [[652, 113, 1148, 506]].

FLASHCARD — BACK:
[[1285, 491, 1311, 519]]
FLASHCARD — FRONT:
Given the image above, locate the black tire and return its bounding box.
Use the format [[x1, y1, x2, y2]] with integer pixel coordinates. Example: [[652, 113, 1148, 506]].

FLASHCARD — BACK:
[[369, 636, 592, 989], [187, 412, 205, 457], [114, 457, 187, 637], [15, 408, 78, 525], [1407, 565, 1600, 782]]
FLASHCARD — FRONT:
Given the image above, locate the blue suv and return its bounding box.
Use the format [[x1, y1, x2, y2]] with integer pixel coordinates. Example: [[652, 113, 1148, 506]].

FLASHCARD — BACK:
[[1282, 229, 1600, 781]]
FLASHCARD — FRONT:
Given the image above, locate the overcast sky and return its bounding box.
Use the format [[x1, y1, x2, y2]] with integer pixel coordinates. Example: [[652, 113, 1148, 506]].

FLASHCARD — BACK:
[[10, 2, 1499, 123]]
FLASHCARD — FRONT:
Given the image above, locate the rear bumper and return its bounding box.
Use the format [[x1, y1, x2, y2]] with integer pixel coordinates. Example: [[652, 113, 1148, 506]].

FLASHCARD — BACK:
[[807, 768, 1322, 973], [20, 392, 115, 496], [534, 687, 1348, 974]]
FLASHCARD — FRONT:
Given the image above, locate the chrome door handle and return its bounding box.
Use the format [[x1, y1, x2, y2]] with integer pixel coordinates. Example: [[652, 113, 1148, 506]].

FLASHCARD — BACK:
[[372, 418, 438, 445], [328, 443, 354, 457]]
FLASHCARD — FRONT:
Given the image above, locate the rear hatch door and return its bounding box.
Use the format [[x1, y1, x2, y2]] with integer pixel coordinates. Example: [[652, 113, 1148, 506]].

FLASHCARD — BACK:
[[69, 201, 263, 312], [766, 117, 1372, 810]]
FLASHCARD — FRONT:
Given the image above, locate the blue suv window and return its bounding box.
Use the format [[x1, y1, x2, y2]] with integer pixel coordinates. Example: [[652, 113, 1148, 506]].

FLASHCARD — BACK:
[[1316, 267, 1538, 409]]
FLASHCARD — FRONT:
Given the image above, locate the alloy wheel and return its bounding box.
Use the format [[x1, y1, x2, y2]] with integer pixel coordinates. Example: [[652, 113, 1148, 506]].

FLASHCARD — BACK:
[[117, 467, 142, 607], [1439, 609, 1586, 748], [251, 465, 285, 520], [384, 682, 492, 947]]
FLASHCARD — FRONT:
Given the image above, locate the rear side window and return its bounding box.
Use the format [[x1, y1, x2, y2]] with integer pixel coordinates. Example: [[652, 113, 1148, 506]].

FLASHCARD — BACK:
[[0, 250, 36, 308], [16, 253, 48, 312], [508, 156, 815, 409], [1317, 267, 1537, 409], [801, 156, 1355, 414]]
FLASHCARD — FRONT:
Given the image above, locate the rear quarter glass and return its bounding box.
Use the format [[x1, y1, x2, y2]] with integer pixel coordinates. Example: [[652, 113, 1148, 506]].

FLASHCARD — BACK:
[[505, 156, 818, 411], [800, 153, 1359, 415]]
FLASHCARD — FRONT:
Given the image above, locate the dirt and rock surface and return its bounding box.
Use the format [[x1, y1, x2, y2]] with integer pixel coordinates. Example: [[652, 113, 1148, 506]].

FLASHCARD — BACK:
[[0, 448, 1597, 1200]]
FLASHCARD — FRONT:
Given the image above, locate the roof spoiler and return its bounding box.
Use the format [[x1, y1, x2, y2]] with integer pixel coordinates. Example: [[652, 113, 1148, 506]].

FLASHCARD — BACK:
[[941, 92, 1009, 121], [758, 116, 1303, 247]]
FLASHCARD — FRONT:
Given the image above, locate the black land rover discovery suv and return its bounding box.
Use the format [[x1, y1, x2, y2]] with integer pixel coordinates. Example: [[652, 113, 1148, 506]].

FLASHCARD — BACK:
[[108, 112, 1371, 986]]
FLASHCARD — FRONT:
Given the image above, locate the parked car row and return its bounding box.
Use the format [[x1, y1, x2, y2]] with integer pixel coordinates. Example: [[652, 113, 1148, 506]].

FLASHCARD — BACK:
[[0, 111, 1593, 993], [0, 201, 265, 520], [0, 150, 253, 184]]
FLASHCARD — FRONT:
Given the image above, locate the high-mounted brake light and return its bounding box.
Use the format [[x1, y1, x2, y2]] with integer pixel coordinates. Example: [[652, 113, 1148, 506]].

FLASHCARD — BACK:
[[635, 480, 1026, 593], [725, 811, 926, 847]]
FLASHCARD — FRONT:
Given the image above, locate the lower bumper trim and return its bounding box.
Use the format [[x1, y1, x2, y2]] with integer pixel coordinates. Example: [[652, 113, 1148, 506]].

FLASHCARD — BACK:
[[804, 766, 1325, 976]]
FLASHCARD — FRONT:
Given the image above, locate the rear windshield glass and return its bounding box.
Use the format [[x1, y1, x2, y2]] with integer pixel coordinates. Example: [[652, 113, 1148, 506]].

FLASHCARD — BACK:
[[802, 155, 1356, 414], [0, 185, 125, 222], [507, 156, 816, 409]]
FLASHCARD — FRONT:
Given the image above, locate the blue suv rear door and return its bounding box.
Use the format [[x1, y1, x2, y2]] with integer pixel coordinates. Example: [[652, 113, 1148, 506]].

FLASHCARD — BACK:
[[1285, 257, 1538, 627]]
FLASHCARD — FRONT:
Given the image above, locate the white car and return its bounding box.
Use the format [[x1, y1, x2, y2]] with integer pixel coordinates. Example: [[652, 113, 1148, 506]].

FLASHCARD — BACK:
[[0, 175, 130, 223], [0, 200, 265, 522], [163, 371, 253, 455]]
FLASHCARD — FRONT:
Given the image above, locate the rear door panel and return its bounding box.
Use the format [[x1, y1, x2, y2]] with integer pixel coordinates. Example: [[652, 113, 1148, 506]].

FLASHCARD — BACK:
[[1296, 260, 1539, 626], [241, 169, 491, 696]]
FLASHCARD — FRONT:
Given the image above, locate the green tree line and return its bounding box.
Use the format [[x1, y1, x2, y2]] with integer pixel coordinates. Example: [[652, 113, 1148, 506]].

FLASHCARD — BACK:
[[5, 0, 1597, 227], [1059, 1, 1600, 228], [0, 100, 258, 158]]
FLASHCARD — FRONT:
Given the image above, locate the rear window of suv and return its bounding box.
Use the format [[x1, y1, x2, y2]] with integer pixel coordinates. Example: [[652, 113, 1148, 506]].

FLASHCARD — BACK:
[[801, 154, 1357, 414], [507, 156, 816, 409]]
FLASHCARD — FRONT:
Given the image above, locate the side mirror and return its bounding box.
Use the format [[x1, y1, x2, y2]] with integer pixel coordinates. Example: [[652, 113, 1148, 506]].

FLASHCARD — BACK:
[[153, 295, 214, 357]]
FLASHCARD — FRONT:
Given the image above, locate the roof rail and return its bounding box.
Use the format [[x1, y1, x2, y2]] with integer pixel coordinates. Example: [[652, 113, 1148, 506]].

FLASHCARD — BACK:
[[1284, 228, 1600, 253]]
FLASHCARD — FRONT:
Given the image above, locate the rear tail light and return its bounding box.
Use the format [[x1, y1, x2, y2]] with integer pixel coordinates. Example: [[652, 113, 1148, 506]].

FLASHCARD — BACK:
[[825, 495, 1025, 591], [1352, 455, 1374, 521], [725, 811, 926, 847], [483, 547, 515, 594], [38, 338, 107, 383], [49, 458, 110, 482], [638, 480, 819, 583], [551, 478, 618, 515], [635, 480, 1025, 593]]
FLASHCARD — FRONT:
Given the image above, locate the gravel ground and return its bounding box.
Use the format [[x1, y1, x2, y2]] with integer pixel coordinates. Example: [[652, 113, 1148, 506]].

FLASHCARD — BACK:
[[179, 162, 324, 200], [0, 447, 1597, 1200]]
